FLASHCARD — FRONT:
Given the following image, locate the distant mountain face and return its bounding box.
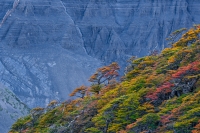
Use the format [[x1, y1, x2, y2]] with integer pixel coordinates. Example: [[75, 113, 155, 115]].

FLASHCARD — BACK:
[[0, 84, 29, 133], [61, 0, 200, 62], [0, 0, 200, 108], [0, 0, 102, 108]]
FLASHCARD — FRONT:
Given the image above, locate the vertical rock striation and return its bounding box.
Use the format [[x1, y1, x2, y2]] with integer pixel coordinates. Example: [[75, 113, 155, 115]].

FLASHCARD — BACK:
[[62, 0, 200, 63], [0, 0, 101, 108]]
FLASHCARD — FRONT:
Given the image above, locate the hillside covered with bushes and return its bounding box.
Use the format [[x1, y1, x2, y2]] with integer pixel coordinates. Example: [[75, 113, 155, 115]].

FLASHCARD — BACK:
[[9, 25, 200, 133]]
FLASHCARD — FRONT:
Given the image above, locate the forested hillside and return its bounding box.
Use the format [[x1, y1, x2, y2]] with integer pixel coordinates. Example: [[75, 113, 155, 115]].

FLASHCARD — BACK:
[[10, 25, 200, 133]]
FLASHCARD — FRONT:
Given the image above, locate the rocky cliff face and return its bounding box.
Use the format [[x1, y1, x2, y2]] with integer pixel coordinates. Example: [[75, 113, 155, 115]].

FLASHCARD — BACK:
[[0, 84, 29, 133], [62, 0, 200, 62], [0, 0, 101, 108]]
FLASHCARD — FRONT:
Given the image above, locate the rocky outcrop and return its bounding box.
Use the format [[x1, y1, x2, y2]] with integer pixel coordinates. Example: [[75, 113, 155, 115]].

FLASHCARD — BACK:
[[0, 0, 102, 108], [0, 84, 29, 133], [62, 0, 200, 63]]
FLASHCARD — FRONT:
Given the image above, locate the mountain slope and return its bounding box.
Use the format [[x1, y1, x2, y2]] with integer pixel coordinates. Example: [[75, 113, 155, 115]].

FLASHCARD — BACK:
[[0, 0, 102, 108], [0, 84, 29, 133], [9, 25, 200, 133], [61, 0, 200, 62]]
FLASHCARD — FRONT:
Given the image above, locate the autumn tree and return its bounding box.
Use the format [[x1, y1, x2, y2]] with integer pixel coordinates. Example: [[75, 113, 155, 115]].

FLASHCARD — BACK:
[[146, 82, 174, 103], [173, 26, 200, 47], [172, 61, 200, 79], [90, 84, 102, 94], [89, 62, 120, 94], [89, 62, 120, 85], [69, 85, 88, 98]]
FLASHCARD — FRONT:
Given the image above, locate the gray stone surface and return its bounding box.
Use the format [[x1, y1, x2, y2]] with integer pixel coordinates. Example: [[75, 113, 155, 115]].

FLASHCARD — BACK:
[[0, 84, 29, 133], [62, 0, 200, 62], [0, 46, 101, 108], [0, 0, 102, 109]]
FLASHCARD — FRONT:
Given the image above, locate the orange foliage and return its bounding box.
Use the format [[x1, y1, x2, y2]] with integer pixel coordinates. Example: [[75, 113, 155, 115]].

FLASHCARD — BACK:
[[69, 85, 88, 98], [192, 120, 200, 133], [118, 130, 127, 133], [89, 62, 120, 85], [126, 122, 136, 130]]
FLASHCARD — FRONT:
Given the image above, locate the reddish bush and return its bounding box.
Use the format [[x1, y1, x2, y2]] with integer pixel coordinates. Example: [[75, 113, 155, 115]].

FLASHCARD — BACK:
[[160, 114, 173, 125], [172, 61, 200, 78], [146, 82, 174, 101]]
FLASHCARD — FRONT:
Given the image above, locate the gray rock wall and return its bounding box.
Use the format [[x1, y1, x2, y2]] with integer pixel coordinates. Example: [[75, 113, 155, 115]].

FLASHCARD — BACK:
[[0, 84, 29, 133], [62, 0, 200, 63], [0, 0, 101, 108]]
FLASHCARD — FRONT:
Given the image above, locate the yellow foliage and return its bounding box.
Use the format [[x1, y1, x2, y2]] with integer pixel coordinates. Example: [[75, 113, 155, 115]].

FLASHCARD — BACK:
[[173, 26, 200, 47]]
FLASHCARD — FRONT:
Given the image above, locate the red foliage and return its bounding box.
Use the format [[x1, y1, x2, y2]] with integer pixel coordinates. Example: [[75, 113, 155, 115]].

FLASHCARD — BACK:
[[146, 61, 200, 103], [146, 82, 174, 101], [160, 114, 173, 125], [192, 120, 200, 133], [172, 61, 200, 78]]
